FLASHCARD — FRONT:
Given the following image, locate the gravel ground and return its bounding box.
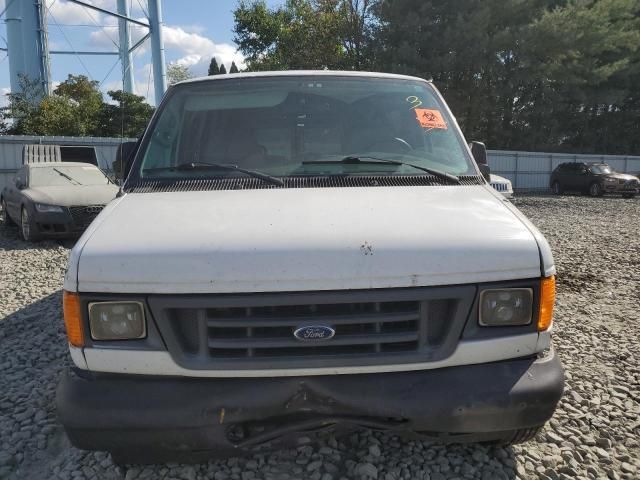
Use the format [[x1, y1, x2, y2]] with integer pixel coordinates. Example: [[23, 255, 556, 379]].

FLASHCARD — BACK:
[[1, 194, 639, 480]]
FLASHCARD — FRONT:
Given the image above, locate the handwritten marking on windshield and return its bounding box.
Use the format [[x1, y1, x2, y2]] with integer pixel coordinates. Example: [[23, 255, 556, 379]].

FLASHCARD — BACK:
[[406, 95, 423, 109]]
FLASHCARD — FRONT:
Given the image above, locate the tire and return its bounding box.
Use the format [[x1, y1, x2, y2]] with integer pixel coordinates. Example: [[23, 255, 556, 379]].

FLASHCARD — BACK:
[[20, 207, 39, 242], [588, 182, 603, 197], [493, 426, 543, 446], [1, 199, 15, 226], [551, 181, 563, 195]]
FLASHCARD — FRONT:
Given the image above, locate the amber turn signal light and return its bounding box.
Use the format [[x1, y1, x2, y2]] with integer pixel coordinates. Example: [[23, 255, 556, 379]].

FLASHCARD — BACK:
[[63, 290, 84, 347], [538, 276, 556, 331]]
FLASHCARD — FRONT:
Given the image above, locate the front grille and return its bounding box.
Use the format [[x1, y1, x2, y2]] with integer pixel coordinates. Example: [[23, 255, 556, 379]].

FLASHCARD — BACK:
[[205, 300, 422, 358], [150, 286, 475, 370], [490, 182, 507, 192], [68, 205, 104, 229]]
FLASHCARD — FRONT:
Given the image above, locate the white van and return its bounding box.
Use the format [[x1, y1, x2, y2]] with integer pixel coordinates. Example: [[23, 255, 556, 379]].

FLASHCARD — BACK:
[[57, 71, 563, 463]]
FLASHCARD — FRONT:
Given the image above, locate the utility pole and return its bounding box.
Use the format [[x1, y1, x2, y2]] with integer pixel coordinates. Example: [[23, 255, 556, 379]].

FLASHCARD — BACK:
[[117, 0, 135, 93]]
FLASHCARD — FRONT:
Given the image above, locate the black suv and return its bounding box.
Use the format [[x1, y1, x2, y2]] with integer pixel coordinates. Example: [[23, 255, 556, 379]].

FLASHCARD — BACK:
[[550, 162, 639, 198]]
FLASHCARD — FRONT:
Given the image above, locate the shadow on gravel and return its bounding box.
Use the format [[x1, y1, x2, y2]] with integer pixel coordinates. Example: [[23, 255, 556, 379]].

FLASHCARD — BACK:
[[0, 221, 78, 251], [0, 291, 73, 480]]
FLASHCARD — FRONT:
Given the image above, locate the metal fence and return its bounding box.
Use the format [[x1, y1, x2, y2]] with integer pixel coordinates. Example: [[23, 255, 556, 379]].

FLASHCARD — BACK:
[[1, 135, 640, 192], [488, 150, 640, 191]]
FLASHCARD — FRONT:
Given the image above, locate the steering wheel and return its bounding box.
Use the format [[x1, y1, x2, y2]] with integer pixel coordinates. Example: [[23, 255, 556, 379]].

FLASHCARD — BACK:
[[365, 137, 414, 153]]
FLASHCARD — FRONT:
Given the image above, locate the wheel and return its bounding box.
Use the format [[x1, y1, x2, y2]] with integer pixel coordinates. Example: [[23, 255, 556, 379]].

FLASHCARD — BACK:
[[551, 181, 563, 195], [20, 207, 39, 242], [588, 182, 603, 197], [1, 199, 15, 226]]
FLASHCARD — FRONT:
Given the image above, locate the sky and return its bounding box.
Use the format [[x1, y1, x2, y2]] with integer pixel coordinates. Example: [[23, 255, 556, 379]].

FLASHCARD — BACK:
[[0, 0, 283, 106]]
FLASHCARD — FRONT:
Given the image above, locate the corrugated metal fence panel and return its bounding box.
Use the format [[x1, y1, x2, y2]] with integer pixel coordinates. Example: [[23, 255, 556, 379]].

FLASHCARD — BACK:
[[488, 150, 640, 190], [23, 144, 62, 163], [0, 135, 136, 191]]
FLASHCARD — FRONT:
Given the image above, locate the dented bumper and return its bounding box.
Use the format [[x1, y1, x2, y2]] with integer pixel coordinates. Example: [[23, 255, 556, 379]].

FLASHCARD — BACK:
[[57, 350, 563, 462]]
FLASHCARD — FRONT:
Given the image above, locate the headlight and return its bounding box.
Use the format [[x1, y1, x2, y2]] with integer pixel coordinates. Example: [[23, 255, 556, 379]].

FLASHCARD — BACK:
[[479, 288, 533, 326], [88, 302, 146, 340], [35, 203, 64, 213]]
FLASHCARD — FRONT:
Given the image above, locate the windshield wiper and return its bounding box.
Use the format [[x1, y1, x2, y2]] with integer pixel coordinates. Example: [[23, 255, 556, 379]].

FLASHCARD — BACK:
[[302, 156, 461, 185], [53, 168, 82, 185], [143, 162, 285, 186]]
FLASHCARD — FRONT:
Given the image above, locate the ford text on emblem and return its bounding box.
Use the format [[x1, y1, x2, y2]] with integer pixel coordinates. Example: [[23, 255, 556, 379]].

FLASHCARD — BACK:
[[293, 325, 335, 341]]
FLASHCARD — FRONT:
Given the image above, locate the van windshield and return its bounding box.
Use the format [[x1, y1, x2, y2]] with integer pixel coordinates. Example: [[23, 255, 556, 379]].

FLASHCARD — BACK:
[[136, 75, 476, 181]]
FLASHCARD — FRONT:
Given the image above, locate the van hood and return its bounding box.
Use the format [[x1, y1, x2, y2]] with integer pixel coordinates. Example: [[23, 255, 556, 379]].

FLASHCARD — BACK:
[[25, 185, 119, 207], [72, 186, 547, 294]]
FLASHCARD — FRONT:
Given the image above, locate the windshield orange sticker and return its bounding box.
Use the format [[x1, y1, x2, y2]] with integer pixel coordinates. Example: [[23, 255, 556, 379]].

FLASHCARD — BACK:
[[414, 109, 447, 130]]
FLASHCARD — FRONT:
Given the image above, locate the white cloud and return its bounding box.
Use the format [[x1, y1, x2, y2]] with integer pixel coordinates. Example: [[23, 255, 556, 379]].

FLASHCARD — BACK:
[[103, 63, 155, 104], [176, 24, 207, 35], [46, 0, 104, 25], [90, 23, 245, 78], [39, 1, 244, 105], [162, 25, 244, 76], [89, 24, 144, 54], [0, 87, 10, 109]]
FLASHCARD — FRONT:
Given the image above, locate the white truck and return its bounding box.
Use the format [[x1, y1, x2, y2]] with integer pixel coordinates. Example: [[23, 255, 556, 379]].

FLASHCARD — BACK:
[[57, 71, 563, 464]]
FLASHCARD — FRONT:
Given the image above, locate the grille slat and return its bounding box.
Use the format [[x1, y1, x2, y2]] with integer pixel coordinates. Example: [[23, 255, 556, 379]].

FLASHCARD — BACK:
[[208, 332, 419, 350], [68, 205, 104, 229], [206, 311, 419, 328]]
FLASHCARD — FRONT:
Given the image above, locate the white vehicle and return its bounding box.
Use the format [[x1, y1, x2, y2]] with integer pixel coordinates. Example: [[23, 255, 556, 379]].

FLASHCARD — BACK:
[[490, 173, 514, 198], [57, 71, 563, 464]]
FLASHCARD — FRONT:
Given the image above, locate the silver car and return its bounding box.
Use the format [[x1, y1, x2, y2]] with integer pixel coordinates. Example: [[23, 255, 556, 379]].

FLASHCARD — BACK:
[[1, 162, 118, 241]]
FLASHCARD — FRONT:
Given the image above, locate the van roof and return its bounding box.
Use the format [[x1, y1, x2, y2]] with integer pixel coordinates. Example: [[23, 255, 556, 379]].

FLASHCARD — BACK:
[[175, 70, 431, 87]]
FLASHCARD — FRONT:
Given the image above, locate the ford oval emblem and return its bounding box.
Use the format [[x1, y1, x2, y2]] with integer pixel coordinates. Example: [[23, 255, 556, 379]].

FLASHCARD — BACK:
[[293, 325, 335, 342]]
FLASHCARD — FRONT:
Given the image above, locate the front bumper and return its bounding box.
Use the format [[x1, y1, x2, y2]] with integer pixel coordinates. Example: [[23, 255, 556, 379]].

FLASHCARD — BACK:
[[32, 205, 102, 238], [57, 349, 564, 461], [603, 182, 638, 194], [32, 210, 80, 238]]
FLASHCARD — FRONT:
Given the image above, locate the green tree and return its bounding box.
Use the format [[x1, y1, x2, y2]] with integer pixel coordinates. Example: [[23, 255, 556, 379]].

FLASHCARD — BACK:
[[233, 0, 376, 71], [0, 75, 43, 134], [526, 0, 640, 153], [1, 74, 104, 136], [219, 63, 228, 74], [33, 95, 79, 135], [167, 63, 193, 85], [53, 74, 103, 135], [97, 90, 154, 138], [208, 57, 221, 75], [376, 0, 640, 154], [229, 61, 240, 73]]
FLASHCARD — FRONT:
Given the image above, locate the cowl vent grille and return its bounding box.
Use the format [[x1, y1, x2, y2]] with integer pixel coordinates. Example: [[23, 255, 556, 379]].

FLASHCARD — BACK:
[[125, 175, 484, 193]]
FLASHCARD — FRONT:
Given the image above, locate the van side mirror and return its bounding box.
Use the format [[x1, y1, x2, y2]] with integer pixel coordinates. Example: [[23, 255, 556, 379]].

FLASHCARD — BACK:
[[469, 141, 490, 181]]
